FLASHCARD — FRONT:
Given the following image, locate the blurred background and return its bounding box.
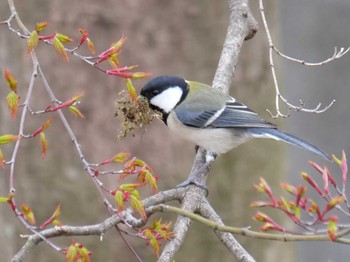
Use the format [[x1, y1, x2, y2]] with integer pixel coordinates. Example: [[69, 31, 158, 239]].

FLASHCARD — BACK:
[[0, 0, 349, 261]]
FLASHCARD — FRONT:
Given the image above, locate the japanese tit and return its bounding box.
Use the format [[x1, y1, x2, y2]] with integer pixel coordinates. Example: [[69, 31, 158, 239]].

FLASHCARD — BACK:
[[140, 75, 330, 161]]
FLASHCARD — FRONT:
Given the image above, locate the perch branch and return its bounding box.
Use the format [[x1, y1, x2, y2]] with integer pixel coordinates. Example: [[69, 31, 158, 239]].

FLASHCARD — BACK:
[[159, 0, 258, 261]]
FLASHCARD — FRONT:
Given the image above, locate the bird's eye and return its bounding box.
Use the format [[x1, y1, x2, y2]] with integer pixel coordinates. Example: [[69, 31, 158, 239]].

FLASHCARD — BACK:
[[152, 90, 160, 95]]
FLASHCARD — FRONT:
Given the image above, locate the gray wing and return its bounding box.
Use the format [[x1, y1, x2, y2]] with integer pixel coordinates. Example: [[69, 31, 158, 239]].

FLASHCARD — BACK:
[[174, 108, 219, 128], [174, 98, 276, 129], [210, 100, 276, 128]]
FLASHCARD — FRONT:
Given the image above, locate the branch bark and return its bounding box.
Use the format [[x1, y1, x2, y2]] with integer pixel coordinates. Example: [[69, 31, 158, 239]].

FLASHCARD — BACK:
[[213, 0, 257, 94], [200, 199, 255, 262]]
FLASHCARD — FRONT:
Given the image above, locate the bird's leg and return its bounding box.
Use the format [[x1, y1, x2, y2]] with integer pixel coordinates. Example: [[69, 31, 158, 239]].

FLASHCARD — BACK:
[[195, 145, 200, 153], [176, 151, 217, 191]]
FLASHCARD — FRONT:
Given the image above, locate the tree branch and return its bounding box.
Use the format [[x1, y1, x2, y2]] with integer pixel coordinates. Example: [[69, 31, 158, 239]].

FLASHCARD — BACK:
[[158, 183, 206, 262], [14, 199, 350, 262], [258, 0, 346, 118], [159, 0, 258, 261], [212, 0, 257, 93], [152, 204, 350, 244], [199, 199, 255, 262], [11, 188, 184, 262]]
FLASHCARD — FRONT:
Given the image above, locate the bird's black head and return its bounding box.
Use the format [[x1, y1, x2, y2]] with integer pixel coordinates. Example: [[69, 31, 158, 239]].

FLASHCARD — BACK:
[[140, 76, 189, 122]]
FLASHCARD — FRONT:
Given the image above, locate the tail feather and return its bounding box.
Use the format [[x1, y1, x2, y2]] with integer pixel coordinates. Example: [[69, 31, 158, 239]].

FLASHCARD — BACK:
[[248, 128, 331, 161]]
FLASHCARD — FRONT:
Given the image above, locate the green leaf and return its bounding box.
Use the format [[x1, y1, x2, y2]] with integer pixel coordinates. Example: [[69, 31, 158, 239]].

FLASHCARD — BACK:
[[0, 134, 20, 144], [4, 69, 18, 92], [35, 21, 48, 32], [113, 152, 130, 163], [6, 91, 19, 119], [20, 204, 36, 224], [26, 31, 39, 55], [53, 36, 69, 62]]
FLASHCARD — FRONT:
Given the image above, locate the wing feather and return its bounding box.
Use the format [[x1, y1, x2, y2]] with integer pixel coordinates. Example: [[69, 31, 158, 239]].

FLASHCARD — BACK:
[[210, 100, 276, 128], [174, 81, 276, 129], [174, 108, 218, 128]]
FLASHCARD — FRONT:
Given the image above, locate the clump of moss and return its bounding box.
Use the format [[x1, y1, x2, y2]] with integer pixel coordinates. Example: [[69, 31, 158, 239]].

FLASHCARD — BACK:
[[115, 91, 162, 139]]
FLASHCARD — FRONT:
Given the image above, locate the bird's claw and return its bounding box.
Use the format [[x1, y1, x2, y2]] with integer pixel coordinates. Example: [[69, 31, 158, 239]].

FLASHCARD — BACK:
[[176, 178, 208, 195]]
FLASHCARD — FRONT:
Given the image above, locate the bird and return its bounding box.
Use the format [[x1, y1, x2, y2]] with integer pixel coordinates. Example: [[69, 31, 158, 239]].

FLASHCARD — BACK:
[[140, 75, 331, 187]]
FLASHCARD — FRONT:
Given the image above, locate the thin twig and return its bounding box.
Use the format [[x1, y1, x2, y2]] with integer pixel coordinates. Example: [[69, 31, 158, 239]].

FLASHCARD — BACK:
[[152, 204, 350, 244], [274, 46, 350, 66], [259, 0, 344, 118]]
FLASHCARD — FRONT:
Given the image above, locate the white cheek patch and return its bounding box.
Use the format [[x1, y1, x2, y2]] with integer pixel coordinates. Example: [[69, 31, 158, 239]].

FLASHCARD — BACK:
[[150, 86, 183, 113]]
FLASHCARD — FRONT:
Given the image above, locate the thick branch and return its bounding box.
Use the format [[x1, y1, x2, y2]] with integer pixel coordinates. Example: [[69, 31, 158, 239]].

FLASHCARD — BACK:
[[159, 0, 258, 261], [200, 199, 256, 262], [158, 184, 206, 262], [212, 0, 257, 93]]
